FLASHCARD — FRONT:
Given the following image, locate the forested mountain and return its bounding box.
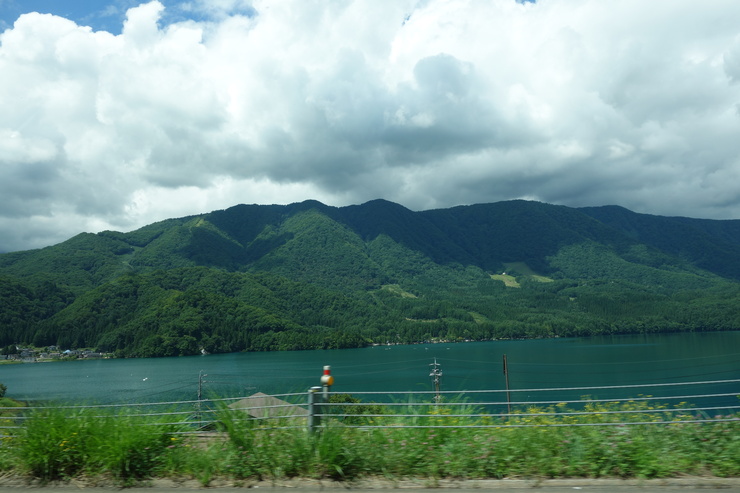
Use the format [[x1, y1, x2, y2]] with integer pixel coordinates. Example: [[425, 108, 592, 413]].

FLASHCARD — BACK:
[[2, 199, 739, 357]]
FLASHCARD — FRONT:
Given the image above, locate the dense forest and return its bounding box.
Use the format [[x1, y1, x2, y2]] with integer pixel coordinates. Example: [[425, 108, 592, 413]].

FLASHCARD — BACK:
[[1, 199, 740, 357]]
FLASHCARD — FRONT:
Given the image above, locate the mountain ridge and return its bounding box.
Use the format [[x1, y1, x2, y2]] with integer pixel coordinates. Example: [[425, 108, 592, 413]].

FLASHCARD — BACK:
[[1, 199, 738, 357]]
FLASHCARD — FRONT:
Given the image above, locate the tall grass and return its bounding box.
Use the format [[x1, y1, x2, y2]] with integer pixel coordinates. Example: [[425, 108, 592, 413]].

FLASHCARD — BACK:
[[0, 400, 737, 485], [9, 405, 183, 484]]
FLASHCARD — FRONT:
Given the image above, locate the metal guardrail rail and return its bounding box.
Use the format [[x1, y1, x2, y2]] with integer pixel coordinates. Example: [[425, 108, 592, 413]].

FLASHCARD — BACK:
[[1, 378, 738, 437]]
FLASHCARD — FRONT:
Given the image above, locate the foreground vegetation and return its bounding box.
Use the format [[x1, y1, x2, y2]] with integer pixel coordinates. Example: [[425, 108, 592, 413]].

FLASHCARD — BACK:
[[1, 400, 737, 486]]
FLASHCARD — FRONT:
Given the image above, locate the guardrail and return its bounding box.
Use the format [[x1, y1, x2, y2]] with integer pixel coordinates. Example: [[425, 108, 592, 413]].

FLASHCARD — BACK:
[[1, 378, 738, 438]]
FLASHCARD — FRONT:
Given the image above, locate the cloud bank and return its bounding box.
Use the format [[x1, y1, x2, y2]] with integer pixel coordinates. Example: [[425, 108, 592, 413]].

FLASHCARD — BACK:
[[2, 0, 740, 251]]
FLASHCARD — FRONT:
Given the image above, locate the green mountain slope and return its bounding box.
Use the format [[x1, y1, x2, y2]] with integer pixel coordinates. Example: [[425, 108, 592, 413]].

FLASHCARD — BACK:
[[1, 199, 739, 356], [419, 201, 635, 273], [579, 205, 740, 280]]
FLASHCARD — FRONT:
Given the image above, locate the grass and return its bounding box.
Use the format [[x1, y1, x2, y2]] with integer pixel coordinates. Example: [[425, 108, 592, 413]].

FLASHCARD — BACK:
[[7, 405, 182, 485], [494, 262, 554, 286], [490, 273, 520, 287], [0, 400, 737, 486], [381, 284, 417, 298]]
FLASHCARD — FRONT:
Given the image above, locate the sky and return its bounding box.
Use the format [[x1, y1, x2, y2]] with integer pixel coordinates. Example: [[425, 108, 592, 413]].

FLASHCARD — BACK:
[[2, 0, 740, 253]]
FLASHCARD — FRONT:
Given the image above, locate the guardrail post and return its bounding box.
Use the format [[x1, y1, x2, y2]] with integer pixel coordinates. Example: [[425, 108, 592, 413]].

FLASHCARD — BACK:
[[307, 386, 322, 433]]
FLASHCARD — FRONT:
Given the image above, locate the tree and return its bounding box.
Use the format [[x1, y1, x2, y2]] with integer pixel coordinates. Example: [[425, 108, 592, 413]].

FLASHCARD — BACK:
[[1, 345, 18, 356], [327, 393, 386, 424]]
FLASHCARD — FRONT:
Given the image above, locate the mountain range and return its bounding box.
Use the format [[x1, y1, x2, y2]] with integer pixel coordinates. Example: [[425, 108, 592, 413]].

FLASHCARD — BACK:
[[1, 199, 738, 357]]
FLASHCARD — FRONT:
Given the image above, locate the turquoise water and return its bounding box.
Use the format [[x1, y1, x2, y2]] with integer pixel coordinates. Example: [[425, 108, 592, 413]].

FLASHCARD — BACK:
[[3, 332, 739, 408]]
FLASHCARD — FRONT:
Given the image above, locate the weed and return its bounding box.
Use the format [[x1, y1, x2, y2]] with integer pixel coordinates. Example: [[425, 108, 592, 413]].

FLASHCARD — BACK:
[[2, 399, 737, 483]]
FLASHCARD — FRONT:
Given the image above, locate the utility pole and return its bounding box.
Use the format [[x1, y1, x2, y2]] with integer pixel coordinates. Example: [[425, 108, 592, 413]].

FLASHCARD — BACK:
[[503, 354, 511, 415], [198, 370, 206, 401], [197, 370, 207, 427], [429, 358, 442, 403]]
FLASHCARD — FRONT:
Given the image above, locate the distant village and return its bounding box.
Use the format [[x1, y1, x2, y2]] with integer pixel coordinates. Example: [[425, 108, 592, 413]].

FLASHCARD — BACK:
[[0, 345, 112, 363]]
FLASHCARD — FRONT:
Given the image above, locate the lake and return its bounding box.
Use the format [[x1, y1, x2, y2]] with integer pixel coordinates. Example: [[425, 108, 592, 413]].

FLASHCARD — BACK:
[[3, 331, 739, 409]]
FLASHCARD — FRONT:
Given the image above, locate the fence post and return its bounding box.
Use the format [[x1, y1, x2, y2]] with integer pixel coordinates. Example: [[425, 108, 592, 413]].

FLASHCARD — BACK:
[[307, 386, 322, 433]]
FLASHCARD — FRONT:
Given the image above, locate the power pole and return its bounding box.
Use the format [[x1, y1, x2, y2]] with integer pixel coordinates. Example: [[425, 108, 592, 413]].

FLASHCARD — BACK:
[[503, 354, 511, 415], [429, 358, 442, 403], [197, 370, 207, 427]]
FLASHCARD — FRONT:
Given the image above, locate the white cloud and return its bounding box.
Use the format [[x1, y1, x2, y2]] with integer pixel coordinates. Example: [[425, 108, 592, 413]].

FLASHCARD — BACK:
[[1, 0, 740, 252]]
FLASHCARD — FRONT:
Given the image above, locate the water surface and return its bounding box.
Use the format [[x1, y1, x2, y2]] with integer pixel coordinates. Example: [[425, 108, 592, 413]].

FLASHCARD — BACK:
[[4, 332, 738, 408]]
